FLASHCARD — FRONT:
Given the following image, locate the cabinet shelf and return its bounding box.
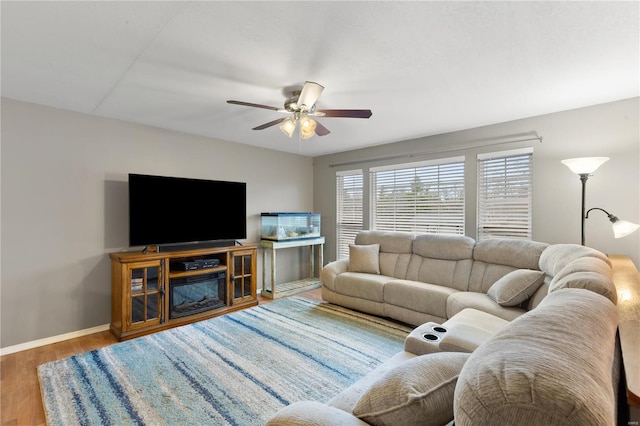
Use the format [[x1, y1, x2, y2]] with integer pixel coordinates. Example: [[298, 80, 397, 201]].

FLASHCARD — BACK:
[[168, 266, 227, 279], [110, 244, 257, 341]]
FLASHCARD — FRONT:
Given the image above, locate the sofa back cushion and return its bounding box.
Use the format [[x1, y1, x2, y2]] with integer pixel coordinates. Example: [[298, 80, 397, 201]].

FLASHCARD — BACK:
[[355, 231, 414, 279], [468, 239, 548, 293], [406, 234, 475, 291], [539, 243, 611, 276], [454, 288, 618, 426], [549, 257, 616, 304], [539, 244, 616, 304]]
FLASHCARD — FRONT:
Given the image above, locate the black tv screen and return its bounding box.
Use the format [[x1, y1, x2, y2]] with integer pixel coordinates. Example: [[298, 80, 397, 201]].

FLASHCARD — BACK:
[[129, 173, 247, 247]]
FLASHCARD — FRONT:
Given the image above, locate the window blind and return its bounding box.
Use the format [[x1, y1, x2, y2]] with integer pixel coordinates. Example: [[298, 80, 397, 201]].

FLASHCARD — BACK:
[[477, 149, 533, 240], [370, 158, 465, 235], [336, 170, 363, 259]]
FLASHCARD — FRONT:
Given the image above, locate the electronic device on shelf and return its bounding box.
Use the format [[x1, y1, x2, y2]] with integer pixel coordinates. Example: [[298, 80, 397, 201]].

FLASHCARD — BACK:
[[199, 258, 220, 268], [170, 258, 221, 272]]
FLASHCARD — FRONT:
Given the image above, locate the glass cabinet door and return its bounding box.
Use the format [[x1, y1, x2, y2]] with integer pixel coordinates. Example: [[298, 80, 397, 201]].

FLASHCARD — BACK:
[[231, 250, 256, 304], [126, 260, 163, 330]]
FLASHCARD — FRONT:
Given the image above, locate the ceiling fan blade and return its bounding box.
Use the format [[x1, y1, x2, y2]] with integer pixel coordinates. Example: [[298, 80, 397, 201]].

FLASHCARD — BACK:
[[314, 120, 331, 136], [227, 100, 280, 111], [316, 109, 373, 118], [252, 117, 288, 130], [296, 81, 324, 111]]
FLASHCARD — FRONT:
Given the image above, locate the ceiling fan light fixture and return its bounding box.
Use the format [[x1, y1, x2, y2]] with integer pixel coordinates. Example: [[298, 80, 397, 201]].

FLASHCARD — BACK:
[[227, 81, 372, 139], [300, 117, 317, 139], [279, 118, 296, 137]]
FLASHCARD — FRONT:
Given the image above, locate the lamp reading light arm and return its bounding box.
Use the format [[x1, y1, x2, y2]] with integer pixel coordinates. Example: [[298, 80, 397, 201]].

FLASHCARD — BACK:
[[585, 207, 615, 221]]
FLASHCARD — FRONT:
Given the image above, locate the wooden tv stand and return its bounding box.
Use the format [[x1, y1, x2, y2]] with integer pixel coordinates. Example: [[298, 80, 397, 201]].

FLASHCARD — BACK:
[[110, 244, 257, 341]]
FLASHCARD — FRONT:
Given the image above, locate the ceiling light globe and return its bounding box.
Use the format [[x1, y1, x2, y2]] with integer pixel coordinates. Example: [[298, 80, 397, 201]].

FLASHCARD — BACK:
[[300, 118, 317, 139], [279, 119, 296, 137]]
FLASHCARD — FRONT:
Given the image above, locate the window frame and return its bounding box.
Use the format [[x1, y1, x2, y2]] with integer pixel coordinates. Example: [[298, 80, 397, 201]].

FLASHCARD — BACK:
[[369, 156, 465, 235], [476, 148, 533, 240], [336, 170, 364, 259]]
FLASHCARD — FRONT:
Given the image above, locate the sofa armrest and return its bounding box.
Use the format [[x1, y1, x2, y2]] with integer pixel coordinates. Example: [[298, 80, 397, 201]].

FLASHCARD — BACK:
[[320, 259, 349, 292], [266, 401, 368, 426]]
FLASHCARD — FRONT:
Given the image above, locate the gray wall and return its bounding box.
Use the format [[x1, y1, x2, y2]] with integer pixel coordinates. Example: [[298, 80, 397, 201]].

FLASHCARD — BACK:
[[2, 97, 638, 349], [1, 98, 315, 348], [314, 97, 640, 267]]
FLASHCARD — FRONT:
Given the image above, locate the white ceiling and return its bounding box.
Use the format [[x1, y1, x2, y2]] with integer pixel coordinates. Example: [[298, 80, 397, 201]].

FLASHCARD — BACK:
[[2, 1, 638, 157]]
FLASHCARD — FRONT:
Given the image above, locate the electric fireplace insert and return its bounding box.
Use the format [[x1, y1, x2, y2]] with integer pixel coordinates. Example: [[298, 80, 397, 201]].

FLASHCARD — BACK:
[[169, 271, 226, 319]]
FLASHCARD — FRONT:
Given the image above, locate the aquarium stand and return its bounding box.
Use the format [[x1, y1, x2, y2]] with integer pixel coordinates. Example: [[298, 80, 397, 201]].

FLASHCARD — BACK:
[[260, 237, 324, 299]]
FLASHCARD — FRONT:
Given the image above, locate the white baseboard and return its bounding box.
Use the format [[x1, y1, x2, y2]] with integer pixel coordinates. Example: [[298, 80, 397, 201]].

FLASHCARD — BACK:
[[1, 323, 111, 356]]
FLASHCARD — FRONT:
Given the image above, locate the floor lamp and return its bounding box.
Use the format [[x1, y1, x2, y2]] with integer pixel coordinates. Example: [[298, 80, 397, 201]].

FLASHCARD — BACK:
[[562, 157, 640, 246]]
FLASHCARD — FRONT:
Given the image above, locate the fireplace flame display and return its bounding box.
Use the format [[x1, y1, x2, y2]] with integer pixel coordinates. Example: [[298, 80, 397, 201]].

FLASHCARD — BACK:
[[170, 272, 226, 319]]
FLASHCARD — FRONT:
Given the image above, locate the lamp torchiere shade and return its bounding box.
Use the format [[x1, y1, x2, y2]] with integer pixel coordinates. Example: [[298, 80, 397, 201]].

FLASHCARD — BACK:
[[561, 157, 610, 175]]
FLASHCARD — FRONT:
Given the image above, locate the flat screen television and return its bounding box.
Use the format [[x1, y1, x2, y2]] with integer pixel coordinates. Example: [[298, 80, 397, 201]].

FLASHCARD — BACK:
[[129, 173, 247, 247]]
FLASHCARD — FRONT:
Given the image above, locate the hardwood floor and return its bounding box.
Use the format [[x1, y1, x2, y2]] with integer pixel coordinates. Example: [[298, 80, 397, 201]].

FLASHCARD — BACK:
[[0, 288, 322, 425]]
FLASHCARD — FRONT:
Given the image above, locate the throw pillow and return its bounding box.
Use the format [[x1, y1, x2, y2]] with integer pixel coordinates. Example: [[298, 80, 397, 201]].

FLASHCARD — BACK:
[[487, 269, 545, 306], [348, 244, 381, 274], [352, 352, 470, 426]]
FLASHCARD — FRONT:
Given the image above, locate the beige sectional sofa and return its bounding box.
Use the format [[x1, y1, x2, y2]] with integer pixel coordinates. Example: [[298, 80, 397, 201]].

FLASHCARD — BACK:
[[266, 231, 622, 426], [320, 231, 616, 326]]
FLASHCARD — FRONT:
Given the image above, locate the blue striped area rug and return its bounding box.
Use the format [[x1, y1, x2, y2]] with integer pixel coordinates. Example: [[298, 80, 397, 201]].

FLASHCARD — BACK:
[[38, 296, 411, 425]]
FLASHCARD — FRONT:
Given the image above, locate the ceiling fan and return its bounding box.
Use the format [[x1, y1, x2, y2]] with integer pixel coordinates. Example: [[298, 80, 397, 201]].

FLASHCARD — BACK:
[[227, 81, 372, 139]]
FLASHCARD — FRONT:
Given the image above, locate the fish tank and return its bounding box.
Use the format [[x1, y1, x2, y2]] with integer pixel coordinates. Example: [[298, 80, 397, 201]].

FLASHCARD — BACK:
[[261, 212, 321, 241]]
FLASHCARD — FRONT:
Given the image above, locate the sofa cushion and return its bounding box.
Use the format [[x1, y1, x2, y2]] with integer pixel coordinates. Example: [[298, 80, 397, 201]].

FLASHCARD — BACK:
[[467, 262, 517, 293], [379, 252, 413, 280], [406, 234, 475, 291], [552, 256, 612, 281], [548, 256, 617, 303], [355, 231, 415, 279], [550, 271, 617, 304], [353, 352, 470, 426], [487, 269, 545, 306], [334, 273, 388, 302], [355, 230, 414, 253], [473, 239, 548, 270], [348, 244, 381, 274], [525, 279, 550, 310], [539, 243, 610, 276], [406, 257, 473, 291], [454, 289, 618, 426], [446, 292, 525, 321], [468, 239, 548, 294], [412, 234, 475, 260], [384, 280, 458, 319]]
